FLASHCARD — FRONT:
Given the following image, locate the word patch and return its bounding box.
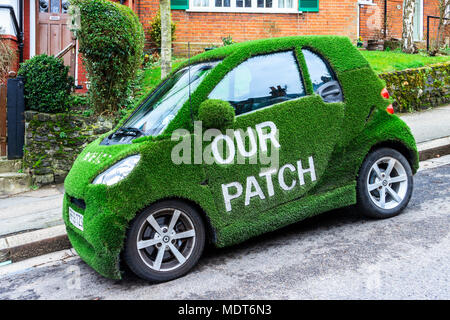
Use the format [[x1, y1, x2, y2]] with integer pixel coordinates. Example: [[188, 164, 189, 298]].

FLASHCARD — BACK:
[[221, 156, 316, 212]]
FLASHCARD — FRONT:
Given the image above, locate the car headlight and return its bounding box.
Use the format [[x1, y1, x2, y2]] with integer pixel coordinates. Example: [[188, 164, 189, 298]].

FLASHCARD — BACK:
[[92, 155, 141, 186]]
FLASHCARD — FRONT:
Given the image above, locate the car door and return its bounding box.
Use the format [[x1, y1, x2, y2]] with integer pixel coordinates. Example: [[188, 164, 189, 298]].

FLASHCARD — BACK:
[[203, 49, 345, 222]]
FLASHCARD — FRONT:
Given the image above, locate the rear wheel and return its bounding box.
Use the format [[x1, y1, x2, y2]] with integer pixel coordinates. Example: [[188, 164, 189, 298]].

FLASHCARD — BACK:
[[356, 148, 413, 219], [124, 200, 205, 282]]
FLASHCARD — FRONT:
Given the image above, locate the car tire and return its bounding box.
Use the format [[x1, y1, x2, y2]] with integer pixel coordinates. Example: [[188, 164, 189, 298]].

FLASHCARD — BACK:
[[124, 200, 205, 282], [356, 148, 413, 219]]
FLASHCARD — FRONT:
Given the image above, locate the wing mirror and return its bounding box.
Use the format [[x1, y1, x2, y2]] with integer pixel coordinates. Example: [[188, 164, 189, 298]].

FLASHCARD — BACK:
[[197, 99, 235, 130]]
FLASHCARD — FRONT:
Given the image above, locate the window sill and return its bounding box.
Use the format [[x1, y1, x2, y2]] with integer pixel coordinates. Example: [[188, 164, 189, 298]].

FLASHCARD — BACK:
[[186, 8, 301, 14]]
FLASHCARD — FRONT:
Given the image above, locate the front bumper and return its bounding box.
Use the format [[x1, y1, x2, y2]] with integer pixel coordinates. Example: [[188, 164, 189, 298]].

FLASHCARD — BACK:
[[63, 193, 125, 279]]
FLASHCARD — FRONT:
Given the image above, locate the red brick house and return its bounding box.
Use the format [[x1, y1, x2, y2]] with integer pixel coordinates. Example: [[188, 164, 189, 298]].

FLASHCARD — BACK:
[[0, 0, 443, 90]]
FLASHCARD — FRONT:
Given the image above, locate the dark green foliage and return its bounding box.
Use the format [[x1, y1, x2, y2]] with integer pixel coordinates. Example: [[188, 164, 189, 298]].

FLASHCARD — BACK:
[[148, 12, 176, 49], [198, 99, 235, 129], [18, 54, 74, 113], [222, 35, 233, 46], [70, 0, 144, 113], [63, 36, 418, 279]]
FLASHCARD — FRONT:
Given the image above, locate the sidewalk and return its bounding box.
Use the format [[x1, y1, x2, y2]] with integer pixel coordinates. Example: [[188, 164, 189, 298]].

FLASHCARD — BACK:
[[400, 104, 450, 143], [0, 184, 64, 238], [1, 104, 450, 264]]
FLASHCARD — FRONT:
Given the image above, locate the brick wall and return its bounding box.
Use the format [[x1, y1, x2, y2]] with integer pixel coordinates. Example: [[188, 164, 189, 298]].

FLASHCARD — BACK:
[[359, 0, 442, 42], [136, 0, 359, 56]]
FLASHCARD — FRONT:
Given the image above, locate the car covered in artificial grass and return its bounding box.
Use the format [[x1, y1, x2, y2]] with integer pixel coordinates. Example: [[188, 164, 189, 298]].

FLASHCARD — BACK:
[[63, 36, 418, 282]]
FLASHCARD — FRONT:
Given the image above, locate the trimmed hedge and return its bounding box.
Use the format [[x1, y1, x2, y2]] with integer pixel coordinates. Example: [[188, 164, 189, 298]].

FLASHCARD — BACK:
[[63, 36, 418, 279], [70, 0, 144, 113], [198, 99, 235, 129], [379, 62, 450, 112], [18, 54, 74, 113]]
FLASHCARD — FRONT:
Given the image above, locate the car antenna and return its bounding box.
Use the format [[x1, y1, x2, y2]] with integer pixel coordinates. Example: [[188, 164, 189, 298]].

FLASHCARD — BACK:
[[188, 42, 193, 124]]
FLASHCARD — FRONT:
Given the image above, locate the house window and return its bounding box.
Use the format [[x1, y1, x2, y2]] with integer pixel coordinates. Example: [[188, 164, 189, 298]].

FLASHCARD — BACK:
[[236, 0, 251, 8], [188, 0, 297, 12], [216, 0, 231, 7], [193, 0, 210, 7]]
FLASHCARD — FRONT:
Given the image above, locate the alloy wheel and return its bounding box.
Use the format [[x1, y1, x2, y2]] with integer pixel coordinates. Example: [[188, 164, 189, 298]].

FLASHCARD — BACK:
[[136, 208, 196, 272], [366, 156, 408, 210]]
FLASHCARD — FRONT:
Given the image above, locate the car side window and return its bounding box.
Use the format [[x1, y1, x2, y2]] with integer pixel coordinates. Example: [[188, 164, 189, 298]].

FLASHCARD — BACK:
[[302, 49, 343, 103], [209, 51, 306, 115]]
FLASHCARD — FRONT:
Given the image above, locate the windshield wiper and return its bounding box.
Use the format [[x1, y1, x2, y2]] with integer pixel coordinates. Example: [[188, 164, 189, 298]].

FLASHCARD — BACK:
[[112, 127, 145, 138]]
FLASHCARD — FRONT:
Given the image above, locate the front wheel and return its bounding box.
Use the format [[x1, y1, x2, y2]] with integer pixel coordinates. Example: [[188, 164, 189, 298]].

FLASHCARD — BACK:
[[356, 148, 413, 219], [124, 200, 205, 282]]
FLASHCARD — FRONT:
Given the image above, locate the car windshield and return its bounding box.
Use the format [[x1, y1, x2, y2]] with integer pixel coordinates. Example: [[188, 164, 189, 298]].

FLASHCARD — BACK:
[[123, 61, 220, 136]]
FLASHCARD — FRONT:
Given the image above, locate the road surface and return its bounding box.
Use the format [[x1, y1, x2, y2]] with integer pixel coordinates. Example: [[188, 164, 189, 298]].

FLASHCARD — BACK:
[[0, 161, 449, 300]]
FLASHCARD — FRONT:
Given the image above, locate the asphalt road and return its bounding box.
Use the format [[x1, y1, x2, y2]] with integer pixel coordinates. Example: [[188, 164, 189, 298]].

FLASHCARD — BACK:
[[0, 163, 449, 300]]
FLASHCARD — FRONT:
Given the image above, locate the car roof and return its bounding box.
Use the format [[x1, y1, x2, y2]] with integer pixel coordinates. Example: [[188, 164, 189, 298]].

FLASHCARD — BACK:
[[175, 35, 370, 76]]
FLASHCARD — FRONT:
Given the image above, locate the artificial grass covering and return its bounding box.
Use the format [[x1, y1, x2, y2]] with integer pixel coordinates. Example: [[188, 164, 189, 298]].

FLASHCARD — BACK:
[[63, 36, 418, 279]]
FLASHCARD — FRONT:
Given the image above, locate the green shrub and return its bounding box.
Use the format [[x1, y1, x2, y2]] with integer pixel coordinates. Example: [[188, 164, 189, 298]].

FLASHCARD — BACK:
[[18, 54, 74, 113], [148, 12, 176, 50], [222, 35, 234, 46], [70, 0, 145, 113], [198, 99, 235, 129]]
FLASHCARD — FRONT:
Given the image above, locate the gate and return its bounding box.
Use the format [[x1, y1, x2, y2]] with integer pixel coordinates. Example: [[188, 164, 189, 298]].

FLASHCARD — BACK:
[[6, 76, 25, 160], [0, 84, 6, 156]]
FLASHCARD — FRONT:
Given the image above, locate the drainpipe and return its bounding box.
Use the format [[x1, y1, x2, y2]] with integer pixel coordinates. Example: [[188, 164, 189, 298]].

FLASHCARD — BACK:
[[384, 0, 388, 39], [18, 0, 23, 63]]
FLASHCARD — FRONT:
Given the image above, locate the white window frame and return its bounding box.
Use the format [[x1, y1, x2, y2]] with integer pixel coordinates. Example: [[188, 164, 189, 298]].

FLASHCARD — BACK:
[[188, 0, 298, 14]]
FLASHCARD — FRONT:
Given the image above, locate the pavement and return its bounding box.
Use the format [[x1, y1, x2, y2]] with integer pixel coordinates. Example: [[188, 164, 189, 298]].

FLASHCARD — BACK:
[[0, 105, 449, 270], [400, 104, 450, 143], [0, 157, 448, 299]]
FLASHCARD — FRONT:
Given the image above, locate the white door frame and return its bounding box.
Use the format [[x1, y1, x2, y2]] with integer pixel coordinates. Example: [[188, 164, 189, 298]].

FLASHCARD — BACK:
[[414, 0, 424, 41]]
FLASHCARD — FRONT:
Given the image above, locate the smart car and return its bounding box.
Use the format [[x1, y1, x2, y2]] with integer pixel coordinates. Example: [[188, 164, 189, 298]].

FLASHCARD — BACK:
[[63, 36, 418, 282]]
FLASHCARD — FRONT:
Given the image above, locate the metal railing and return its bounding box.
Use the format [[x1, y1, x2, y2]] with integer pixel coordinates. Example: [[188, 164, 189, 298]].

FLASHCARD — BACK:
[[427, 15, 450, 52]]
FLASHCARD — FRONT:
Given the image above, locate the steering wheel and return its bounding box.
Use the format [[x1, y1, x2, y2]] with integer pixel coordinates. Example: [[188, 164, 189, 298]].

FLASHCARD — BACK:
[[316, 81, 343, 103]]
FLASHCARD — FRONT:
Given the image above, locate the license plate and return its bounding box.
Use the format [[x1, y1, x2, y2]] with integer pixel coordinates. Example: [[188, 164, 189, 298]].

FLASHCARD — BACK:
[[69, 207, 84, 231]]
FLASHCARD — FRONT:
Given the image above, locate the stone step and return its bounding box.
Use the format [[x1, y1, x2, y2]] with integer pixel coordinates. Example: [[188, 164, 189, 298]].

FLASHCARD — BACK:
[[0, 172, 31, 196], [0, 159, 22, 174]]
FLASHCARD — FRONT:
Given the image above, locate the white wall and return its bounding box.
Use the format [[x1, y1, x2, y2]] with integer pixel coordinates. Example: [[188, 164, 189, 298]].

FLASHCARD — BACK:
[[0, 0, 19, 36]]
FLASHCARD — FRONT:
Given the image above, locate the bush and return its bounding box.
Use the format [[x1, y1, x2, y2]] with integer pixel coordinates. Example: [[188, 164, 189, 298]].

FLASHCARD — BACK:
[[70, 0, 145, 113], [198, 99, 235, 129], [149, 12, 176, 50], [18, 54, 74, 113]]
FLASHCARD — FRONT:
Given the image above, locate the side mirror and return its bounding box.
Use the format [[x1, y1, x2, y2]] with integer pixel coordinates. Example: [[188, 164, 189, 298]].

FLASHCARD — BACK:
[[198, 99, 235, 130]]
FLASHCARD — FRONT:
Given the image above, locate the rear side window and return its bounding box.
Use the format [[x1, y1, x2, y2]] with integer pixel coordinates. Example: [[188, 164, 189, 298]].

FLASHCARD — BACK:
[[302, 48, 343, 103], [209, 51, 305, 115]]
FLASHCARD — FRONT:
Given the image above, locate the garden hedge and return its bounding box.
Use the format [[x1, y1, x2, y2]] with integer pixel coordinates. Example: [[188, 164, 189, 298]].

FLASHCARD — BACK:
[[18, 54, 74, 113], [63, 36, 418, 279], [70, 0, 144, 113]]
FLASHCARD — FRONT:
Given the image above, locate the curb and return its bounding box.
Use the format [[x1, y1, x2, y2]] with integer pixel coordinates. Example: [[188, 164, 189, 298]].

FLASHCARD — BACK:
[[0, 225, 71, 264], [0, 137, 449, 265], [417, 136, 450, 161]]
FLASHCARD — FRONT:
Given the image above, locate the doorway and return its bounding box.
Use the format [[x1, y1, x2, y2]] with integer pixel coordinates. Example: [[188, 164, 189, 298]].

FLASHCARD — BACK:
[[37, 0, 75, 77]]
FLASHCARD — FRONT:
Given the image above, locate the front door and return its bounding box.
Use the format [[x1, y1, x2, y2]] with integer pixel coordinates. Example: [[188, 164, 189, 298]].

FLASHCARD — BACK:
[[37, 0, 75, 77], [204, 50, 345, 220]]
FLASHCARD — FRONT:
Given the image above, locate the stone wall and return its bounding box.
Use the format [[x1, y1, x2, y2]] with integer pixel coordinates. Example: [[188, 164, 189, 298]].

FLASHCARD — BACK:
[[379, 62, 450, 113], [24, 111, 115, 185]]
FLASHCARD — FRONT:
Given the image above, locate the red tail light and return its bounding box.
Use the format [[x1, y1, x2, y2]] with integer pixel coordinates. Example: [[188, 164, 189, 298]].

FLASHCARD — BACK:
[[386, 104, 394, 114], [381, 87, 390, 99]]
